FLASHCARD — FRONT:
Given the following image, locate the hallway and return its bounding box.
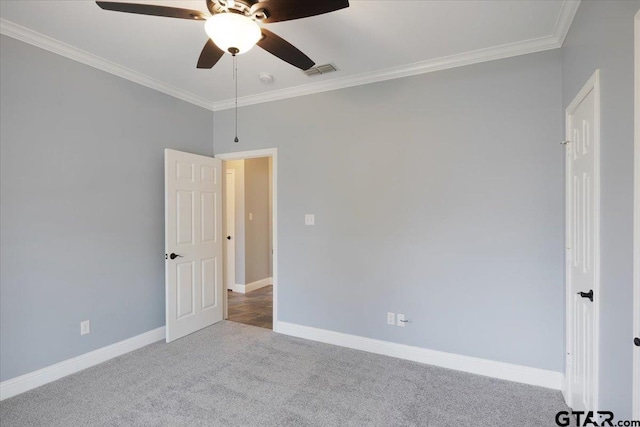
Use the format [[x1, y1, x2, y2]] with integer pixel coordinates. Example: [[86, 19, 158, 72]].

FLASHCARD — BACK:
[[227, 286, 273, 329]]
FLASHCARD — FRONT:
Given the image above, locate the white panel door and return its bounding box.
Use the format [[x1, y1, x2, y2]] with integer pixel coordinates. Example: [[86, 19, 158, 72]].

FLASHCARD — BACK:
[[565, 72, 599, 412], [633, 11, 640, 420], [225, 170, 236, 291], [165, 149, 223, 342]]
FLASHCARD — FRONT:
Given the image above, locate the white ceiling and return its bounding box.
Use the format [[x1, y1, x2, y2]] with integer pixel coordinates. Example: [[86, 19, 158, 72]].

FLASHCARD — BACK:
[[0, 0, 579, 110]]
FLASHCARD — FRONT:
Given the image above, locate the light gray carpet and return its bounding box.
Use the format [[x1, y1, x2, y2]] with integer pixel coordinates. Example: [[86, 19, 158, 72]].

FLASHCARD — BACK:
[[1, 321, 568, 426]]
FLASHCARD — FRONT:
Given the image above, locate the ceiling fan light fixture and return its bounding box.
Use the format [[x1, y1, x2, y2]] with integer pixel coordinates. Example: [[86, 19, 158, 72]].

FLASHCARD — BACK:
[[205, 13, 261, 55]]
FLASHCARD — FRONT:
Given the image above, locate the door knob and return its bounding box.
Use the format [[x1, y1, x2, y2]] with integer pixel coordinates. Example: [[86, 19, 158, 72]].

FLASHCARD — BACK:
[[169, 253, 182, 260], [577, 290, 593, 302], [634, 337, 640, 347], [227, 236, 232, 240]]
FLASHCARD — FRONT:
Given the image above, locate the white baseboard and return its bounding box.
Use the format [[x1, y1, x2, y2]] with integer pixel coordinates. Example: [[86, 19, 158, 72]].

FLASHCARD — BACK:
[[275, 321, 563, 390], [229, 277, 272, 294], [0, 327, 165, 401]]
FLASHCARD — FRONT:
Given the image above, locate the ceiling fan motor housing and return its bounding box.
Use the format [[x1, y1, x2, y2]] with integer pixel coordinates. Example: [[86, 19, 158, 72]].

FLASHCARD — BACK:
[[213, 0, 268, 21]]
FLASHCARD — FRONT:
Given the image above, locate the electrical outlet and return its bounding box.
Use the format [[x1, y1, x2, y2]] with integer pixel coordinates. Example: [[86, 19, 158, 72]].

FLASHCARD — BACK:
[[80, 320, 90, 335], [387, 312, 395, 325], [397, 314, 406, 327], [305, 214, 315, 225]]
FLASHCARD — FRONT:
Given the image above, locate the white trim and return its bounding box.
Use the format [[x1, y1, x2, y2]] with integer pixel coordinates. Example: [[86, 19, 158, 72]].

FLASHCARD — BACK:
[[563, 70, 601, 411], [212, 36, 560, 111], [216, 149, 277, 160], [553, 0, 581, 47], [633, 10, 640, 421], [0, 19, 214, 111], [276, 321, 563, 390], [216, 149, 278, 326], [0, 327, 165, 401], [225, 169, 237, 294], [230, 277, 272, 294], [211, 0, 581, 111], [1, 1, 580, 113], [229, 284, 245, 293]]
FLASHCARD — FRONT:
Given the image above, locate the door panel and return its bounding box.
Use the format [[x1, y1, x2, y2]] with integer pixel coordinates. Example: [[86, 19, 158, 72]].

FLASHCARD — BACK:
[[201, 257, 217, 309], [177, 191, 194, 245], [165, 149, 223, 342], [177, 261, 195, 319], [201, 192, 216, 242]]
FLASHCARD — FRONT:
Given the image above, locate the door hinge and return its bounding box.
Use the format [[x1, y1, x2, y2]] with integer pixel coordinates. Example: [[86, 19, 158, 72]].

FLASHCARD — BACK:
[[561, 140, 571, 145]]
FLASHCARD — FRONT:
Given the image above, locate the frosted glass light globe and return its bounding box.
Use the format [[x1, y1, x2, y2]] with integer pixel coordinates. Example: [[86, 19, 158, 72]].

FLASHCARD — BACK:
[[205, 13, 261, 55]]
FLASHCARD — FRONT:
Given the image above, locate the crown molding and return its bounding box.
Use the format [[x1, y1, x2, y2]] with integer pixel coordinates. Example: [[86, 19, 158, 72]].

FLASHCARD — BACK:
[[553, 0, 581, 46], [210, 0, 581, 111], [1, 0, 580, 113], [212, 34, 562, 111], [0, 18, 215, 111]]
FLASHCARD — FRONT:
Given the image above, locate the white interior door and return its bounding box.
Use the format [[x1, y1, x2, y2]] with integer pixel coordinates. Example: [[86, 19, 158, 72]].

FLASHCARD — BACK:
[[225, 169, 236, 291], [633, 11, 640, 420], [565, 71, 600, 412], [165, 149, 223, 342]]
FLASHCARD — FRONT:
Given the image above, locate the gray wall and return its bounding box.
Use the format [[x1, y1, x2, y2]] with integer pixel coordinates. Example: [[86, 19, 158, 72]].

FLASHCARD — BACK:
[[214, 50, 565, 372], [561, 0, 639, 418], [0, 36, 213, 381], [244, 157, 271, 284], [224, 159, 246, 285]]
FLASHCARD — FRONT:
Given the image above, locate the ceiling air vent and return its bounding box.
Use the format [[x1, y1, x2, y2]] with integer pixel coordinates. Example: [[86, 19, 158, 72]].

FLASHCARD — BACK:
[[304, 63, 338, 76]]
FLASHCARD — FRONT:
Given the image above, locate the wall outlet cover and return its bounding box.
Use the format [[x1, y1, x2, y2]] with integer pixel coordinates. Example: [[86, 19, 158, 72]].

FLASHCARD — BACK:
[[305, 214, 315, 226], [387, 312, 395, 325], [80, 320, 91, 335]]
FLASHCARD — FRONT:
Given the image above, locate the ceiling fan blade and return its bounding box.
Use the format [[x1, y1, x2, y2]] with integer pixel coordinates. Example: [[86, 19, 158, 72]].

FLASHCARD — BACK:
[[197, 39, 225, 69], [257, 29, 314, 70], [96, 2, 207, 20], [250, 0, 348, 23], [205, 0, 216, 15]]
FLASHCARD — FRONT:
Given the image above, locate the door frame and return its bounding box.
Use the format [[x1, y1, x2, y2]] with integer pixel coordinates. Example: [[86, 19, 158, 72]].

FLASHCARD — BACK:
[[225, 169, 236, 292], [216, 148, 278, 329], [633, 10, 640, 421], [563, 70, 601, 411]]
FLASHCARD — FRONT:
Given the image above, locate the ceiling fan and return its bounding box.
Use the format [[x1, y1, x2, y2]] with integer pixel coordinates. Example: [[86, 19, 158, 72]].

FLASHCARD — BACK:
[[96, 0, 349, 70]]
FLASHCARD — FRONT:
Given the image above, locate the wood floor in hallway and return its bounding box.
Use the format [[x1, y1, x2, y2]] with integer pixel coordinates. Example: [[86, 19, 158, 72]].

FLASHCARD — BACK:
[[227, 285, 273, 329]]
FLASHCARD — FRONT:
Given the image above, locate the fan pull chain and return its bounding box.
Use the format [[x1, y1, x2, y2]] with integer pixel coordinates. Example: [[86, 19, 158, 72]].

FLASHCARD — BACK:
[[233, 55, 239, 143]]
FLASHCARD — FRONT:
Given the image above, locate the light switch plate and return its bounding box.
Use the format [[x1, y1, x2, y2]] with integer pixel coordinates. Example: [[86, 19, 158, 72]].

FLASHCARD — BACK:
[[397, 314, 406, 327], [80, 320, 90, 335], [249, 213, 253, 221], [305, 214, 315, 225]]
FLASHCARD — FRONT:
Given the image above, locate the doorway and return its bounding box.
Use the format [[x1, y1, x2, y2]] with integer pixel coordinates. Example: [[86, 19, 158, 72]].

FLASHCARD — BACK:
[[218, 149, 278, 331]]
